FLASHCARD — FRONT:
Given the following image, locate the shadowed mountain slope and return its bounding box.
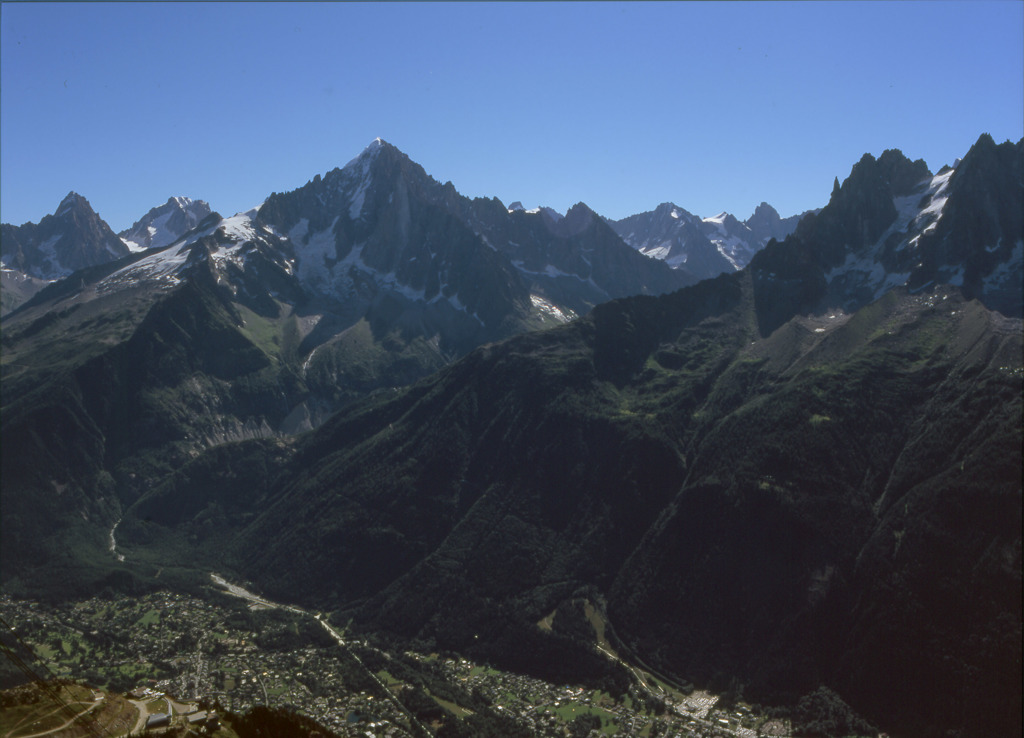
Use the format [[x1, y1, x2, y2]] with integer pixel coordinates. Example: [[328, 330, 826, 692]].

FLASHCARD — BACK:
[[120, 271, 1021, 738], [1, 136, 1020, 738]]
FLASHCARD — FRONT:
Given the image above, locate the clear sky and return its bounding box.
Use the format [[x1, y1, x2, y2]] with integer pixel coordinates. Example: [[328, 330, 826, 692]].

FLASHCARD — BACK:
[[2, 1, 1022, 232]]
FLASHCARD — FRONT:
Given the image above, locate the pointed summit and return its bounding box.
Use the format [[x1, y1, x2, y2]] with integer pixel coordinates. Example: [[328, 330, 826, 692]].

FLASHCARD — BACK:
[[556, 202, 597, 237], [365, 136, 387, 155], [343, 137, 397, 171], [56, 191, 88, 217], [1, 191, 128, 280]]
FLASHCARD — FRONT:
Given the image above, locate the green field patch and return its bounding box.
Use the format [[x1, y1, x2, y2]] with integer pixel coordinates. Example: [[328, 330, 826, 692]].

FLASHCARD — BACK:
[[376, 669, 402, 688], [468, 665, 502, 678], [549, 702, 620, 733], [136, 609, 161, 627], [32, 642, 58, 661], [430, 693, 473, 717], [234, 303, 286, 360], [146, 697, 169, 714]]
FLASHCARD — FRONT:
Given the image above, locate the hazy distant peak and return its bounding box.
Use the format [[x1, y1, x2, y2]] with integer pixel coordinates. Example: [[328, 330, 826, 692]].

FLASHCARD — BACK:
[[749, 202, 779, 219]]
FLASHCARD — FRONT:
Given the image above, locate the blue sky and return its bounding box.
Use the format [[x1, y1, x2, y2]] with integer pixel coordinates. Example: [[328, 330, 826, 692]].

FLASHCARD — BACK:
[[2, 1, 1021, 232]]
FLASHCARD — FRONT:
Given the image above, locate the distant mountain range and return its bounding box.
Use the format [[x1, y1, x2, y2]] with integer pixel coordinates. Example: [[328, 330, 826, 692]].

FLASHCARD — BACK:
[[1, 195, 213, 313], [608, 201, 810, 279], [1, 145, 808, 316], [1, 133, 1021, 738]]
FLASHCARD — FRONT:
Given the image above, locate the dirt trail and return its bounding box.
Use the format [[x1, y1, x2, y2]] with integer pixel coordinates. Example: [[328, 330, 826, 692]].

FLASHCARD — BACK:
[[4, 700, 100, 738]]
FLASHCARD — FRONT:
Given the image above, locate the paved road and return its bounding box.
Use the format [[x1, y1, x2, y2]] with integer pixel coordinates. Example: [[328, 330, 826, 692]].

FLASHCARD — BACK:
[[128, 700, 149, 735], [212, 573, 435, 736]]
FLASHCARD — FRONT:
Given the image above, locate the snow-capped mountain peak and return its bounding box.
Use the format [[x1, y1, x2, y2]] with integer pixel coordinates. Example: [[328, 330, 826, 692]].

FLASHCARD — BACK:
[[342, 137, 389, 171], [98, 207, 294, 297], [119, 196, 213, 252], [609, 200, 792, 279]]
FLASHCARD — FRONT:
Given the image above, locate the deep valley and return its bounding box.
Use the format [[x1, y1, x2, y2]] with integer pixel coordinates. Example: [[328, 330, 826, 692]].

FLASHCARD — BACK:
[[2, 134, 1021, 738]]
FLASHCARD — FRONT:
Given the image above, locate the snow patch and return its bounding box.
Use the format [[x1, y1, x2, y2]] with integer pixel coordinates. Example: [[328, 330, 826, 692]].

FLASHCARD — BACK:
[[348, 158, 372, 219], [983, 240, 1024, 291], [101, 241, 192, 290], [96, 211, 258, 292], [825, 248, 911, 300], [525, 206, 564, 222], [641, 243, 672, 261], [292, 218, 341, 287], [219, 211, 259, 242], [343, 137, 385, 171], [530, 294, 575, 323], [906, 168, 955, 248], [38, 234, 63, 260]]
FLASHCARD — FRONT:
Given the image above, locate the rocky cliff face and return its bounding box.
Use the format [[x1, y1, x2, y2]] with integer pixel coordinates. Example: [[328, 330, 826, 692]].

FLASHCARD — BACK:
[[767, 134, 1023, 319], [1, 192, 130, 280]]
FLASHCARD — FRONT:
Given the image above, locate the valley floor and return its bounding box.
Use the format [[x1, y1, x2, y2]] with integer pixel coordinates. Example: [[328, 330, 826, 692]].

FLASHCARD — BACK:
[[0, 585, 797, 737]]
